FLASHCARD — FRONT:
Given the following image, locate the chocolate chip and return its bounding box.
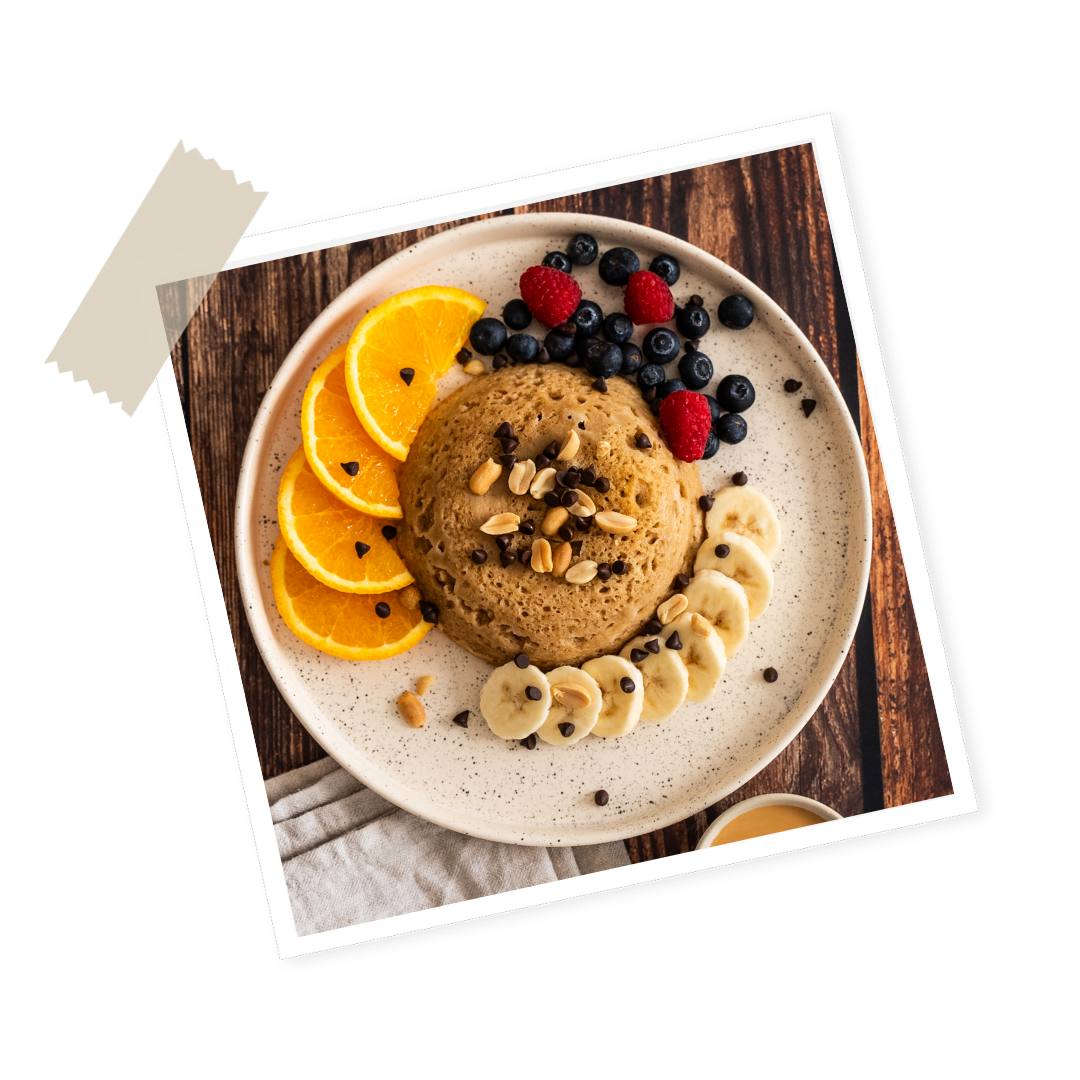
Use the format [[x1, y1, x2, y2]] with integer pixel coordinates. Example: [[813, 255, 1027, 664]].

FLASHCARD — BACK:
[[522, 734, 538, 749], [580, 466, 597, 486], [419, 601, 439, 624], [399, 367, 415, 386], [544, 440, 559, 459], [715, 543, 730, 558], [612, 560, 628, 575], [558, 524, 574, 542], [499, 454, 517, 468], [561, 490, 579, 508], [784, 379, 802, 393], [471, 549, 487, 564], [665, 631, 683, 650], [537, 346, 552, 364], [698, 495, 714, 512], [593, 477, 611, 494], [635, 433, 652, 449], [381, 525, 397, 540], [457, 349, 473, 365], [620, 677, 636, 693], [594, 790, 609, 806], [732, 471, 748, 486], [341, 461, 360, 477], [649, 399, 661, 415], [558, 722, 575, 738], [514, 652, 530, 669], [642, 386, 657, 402], [452, 710, 469, 728], [672, 572, 690, 590], [592, 377, 608, 393], [492, 354, 509, 370], [563, 471, 580, 489], [496, 535, 512, 551], [643, 619, 663, 635], [354, 542, 370, 559], [519, 548, 532, 565], [500, 437, 519, 454], [684, 339, 697, 352], [557, 321, 576, 336], [596, 563, 612, 581], [764, 667, 779, 683], [534, 454, 551, 470], [801, 399, 817, 418], [495, 422, 513, 439], [500, 551, 516, 567], [630, 648, 648, 664], [554, 470, 568, 488], [575, 515, 593, 533], [525, 686, 542, 701], [644, 639, 660, 654], [518, 520, 535, 535], [375, 602, 390, 618], [689, 294, 704, 307], [544, 492, 561, 508]]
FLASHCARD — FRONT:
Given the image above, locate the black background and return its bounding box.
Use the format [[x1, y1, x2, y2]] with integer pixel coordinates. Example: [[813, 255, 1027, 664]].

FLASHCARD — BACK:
[[31, 103, 993, 989]]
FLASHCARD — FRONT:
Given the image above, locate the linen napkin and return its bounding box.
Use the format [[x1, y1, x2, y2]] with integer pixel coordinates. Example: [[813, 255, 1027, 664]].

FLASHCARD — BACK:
[[265, 757, 631, 936]]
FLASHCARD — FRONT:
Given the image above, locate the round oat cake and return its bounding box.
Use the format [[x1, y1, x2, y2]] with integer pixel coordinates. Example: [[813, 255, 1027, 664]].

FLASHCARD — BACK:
[[398, 364, 704, 669]]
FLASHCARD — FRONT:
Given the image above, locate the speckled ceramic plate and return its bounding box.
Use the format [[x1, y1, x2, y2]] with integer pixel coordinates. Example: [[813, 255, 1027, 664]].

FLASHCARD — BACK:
[[236, 214, 871, 846]]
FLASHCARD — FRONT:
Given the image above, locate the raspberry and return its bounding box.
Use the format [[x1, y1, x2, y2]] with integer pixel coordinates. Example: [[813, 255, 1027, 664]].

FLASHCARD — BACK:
[[623, 270, 675, 325], [519, 265, 582, 329], [659, 390, 713, 462]]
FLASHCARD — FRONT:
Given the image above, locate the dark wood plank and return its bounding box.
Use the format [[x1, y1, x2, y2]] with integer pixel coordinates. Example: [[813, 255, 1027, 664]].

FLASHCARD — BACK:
[[859, 366, 953, 805]]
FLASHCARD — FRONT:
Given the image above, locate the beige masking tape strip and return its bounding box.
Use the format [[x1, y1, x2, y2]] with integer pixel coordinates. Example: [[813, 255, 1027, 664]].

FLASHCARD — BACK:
[[47, 141, 266, 414]]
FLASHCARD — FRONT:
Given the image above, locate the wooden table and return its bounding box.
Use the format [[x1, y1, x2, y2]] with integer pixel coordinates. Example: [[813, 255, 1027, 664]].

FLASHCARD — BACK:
[[168, 145, 952, 861]]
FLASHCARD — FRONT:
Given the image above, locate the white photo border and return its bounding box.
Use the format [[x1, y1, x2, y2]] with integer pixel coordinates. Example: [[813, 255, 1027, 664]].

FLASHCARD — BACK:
[[156, 113, 977, 959]]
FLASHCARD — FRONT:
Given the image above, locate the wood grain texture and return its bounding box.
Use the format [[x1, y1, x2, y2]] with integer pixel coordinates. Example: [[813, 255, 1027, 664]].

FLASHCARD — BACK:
[[170, 144, 950, 853]]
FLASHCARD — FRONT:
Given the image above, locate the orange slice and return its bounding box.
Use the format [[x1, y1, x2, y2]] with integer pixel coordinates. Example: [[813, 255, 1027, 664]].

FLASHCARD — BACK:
[[278, 447, 413, 593], [345, 286, 486, 461], [302, 344, 402, 518], [271, 534, 430, 660]]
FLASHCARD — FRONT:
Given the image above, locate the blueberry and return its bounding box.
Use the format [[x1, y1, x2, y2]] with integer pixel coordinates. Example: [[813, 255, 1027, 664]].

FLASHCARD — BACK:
[[637, 363, 666, 391], [571, 300, 603, 338], [602, 312, 633, 344], [716, 374, 756, 412], [583, 340, 623, 379], [658, 379, 686, 400], [649, 254, 680, 286], [620, 342, 643, 378], [706, 394, 723, 431], [469, 318, 507, 356], [678, 350, 713, 391], [718, 294, 755, 329], [642, 327, 680, 365], [566, 233, 599, 266], [701, 429, 721, 459], [716, 412, 748, 444], [676, 302, 710, 339], [598, 246, 640, 286], [544, 329, 576, 362], [542, 251, 574, 274], [502, 299, 532, 331], [506, 333, 540, 363]]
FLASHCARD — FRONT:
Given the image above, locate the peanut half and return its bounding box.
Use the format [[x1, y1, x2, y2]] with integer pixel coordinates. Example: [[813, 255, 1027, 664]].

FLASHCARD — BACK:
[[530, 467, 557, 499], [463, 358, 486, 375], [415, 674, 435, 696], [657, 593, 689, 624], [595, 510, 638, 534], [568, 490, 596, 518], [689, 613, 713, 638], [565, 560, 599, 584], [552, 540, 573, 577], [397, 691, 426, 728], [399, 585, 422, 610], [556, 428, 580, 461], [541, 506, 570, 536], [470, 458, 502, 495], [480, 512, 521, 535], [508, 459, 536, 496], [531, 537, 554, 574], [552, 683, 591, 710]]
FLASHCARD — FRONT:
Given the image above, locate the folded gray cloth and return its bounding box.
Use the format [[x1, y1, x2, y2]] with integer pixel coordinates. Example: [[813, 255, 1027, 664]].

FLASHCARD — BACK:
[[266, 757, 631, 936]]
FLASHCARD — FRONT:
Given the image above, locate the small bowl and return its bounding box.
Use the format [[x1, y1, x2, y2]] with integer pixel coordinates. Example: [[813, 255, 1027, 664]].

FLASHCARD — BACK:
[[696, 793, 842, 851]]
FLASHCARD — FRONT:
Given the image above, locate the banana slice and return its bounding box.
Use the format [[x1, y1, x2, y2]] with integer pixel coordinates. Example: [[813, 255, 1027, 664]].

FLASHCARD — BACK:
[[479, 661, 552, 740], [619, 637, 689, 722], [665, 612, 727, 702], [581, 655, 644, 738], [694, 531, 774, 620], [536, 666, 603, 746], [705, 485, 781, 560], [681, 569, 751, 658]]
